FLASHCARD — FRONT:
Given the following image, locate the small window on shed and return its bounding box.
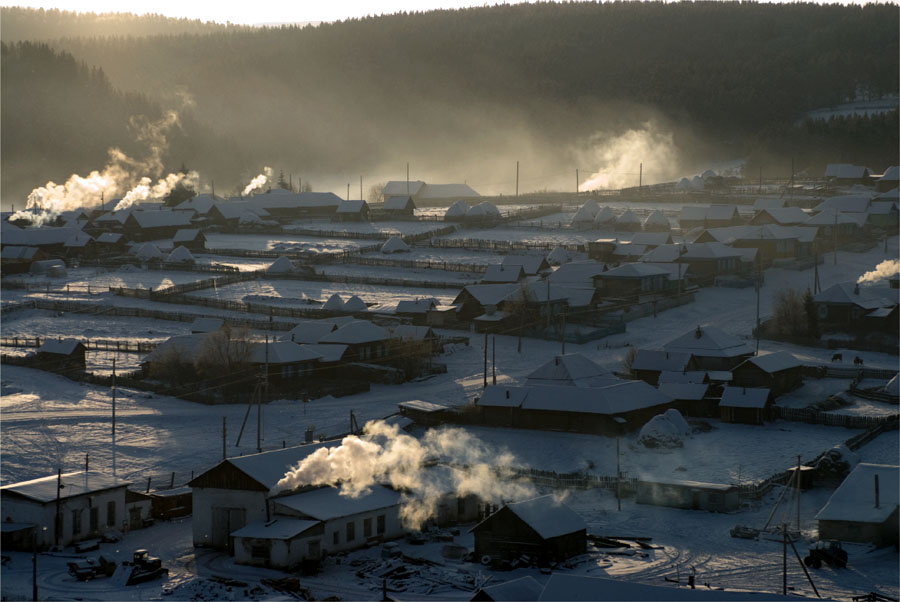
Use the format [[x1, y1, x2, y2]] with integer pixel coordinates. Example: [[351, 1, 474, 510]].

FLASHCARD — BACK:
[[333, 530, 340, 546], [363, 517, 372, 538], [346, 521, 355, 542], [377, 514, 386, 535], [106, 501, 116, 527]]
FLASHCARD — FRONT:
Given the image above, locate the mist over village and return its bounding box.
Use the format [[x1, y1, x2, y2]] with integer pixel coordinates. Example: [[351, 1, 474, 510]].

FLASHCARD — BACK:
[[0, 2, 898, 601]]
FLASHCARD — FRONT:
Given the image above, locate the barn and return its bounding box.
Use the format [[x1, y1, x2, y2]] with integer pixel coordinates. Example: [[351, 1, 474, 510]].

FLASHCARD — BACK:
[[472, 495, 586, 564], [719, 386, 772, 425], [34, 338, 87, 376], [816, 463, 898, 547]]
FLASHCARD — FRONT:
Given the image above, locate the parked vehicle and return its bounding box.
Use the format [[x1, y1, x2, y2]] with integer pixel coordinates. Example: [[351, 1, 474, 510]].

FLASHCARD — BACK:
[[804, 541, 848, 569], [125, 549, 168, 585], [67, 556, 116, 581]]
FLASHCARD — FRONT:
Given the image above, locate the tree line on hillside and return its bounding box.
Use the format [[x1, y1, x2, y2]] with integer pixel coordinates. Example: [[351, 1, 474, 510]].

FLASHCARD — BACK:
[[1, 3, 897, 203]]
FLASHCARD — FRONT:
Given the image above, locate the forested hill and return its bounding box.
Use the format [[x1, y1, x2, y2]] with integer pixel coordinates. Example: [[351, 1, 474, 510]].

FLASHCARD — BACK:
[[2, 2, 898, 205], [0, 7, 249, 41]]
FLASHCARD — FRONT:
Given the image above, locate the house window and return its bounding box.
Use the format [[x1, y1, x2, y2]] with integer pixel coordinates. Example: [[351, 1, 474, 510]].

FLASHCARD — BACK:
[[346, 521, 355, 542], [817, 305, 828, 319], [90, 507, 99, 532], [107, 501, 116, 527], [333, 530, 340, 546], [72, 509, 83, 535], [363, 517, 372, 538], [308, 540, 320, 558], [376, 514, 385, 535]]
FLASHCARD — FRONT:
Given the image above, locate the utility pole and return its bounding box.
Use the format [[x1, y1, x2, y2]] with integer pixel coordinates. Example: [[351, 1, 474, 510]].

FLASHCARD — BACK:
[[783, 523, 788, 596], [639, 162, 643, 192], [222, 417, 227, 460], [560, 308, 566, 355], [758, 166, 762, 193], [483, 332, 488, 389], [796, 455, 802, 533], [833, 211, 838, 266], [111, 358, 117, 477], [55, 468, 62, 547], [575, 169, 579, 195], [360, 176, 363, 201], [616, 437, 621, 511], [813, 249, 820, 294], [492, 336, 496, 385], [755, 257, 761, 355], [259, 335, 269, 454], [516, 161, 519, 197], [347, 183, 350, 201], [789, 158, 794, 205], [406, 163, 410, 196], [545, 278, 551, 331]]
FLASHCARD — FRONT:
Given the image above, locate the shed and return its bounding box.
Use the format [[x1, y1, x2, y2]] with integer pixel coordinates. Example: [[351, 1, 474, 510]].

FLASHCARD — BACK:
[[472, 495, 586, 563], [35, 338, 86, 375], [230, 518, 323, 568], [172, 228, 206, 251], [546, 246, 570, 266], [719, 386, 772, 425], [636, 478, 740, 512], [815, 463, 898, 547], [335, 200, 370, 222], [319, 320, 390, 363], [383, 195, 416, 215], [731, 352, 803, 396], [398, 400, 449, 426], [0, 471, 129, 550], [657, 382, 714, 417]]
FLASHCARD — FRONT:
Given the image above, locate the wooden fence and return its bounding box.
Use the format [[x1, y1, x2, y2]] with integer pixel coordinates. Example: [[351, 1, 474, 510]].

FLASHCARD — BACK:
[[772, 406, 898, 429], [848, 384, 898, 404], [330, 254, 487, 274], [0, 336, 156, 353], [428, 238, 582, 253], [510, 466, 638, 491]]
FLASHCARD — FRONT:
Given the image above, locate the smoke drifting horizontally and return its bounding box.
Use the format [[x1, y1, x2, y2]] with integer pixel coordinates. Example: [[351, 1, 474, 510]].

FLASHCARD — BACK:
[[857, 259, 900, 285], [272, 421, 536, 529], [11, 109, 194, 225]]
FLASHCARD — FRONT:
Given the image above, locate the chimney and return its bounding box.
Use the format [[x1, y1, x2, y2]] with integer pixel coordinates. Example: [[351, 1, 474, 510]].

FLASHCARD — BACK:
[[505, 390, 510, 399], [695, 325, 702, 339], [875, 474, 880, 508], [854, 283, 860, 295], [555, 357, 559, 365]]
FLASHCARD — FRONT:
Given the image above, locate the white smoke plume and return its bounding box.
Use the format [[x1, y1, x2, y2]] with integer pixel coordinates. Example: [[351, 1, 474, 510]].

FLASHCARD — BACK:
[[857, 259, 900, 285], [272, 420, 536, 529], [242, 166, 273, 196], [12, 110, 188, 226], [579, 122, 682, 191], [114, 171, 200, 212]]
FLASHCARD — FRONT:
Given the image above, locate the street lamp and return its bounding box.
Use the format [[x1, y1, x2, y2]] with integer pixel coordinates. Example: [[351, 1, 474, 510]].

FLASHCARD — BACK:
[[33, 525, 47, 601]]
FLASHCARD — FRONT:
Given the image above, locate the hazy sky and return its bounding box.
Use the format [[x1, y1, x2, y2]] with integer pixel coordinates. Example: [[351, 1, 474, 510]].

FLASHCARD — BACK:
[[0, 0, 874, 24]]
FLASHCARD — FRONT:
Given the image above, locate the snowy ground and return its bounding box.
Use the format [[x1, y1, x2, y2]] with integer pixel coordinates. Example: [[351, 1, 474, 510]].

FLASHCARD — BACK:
[[204, 233, 376, 253], [284, 219, 453, 236]]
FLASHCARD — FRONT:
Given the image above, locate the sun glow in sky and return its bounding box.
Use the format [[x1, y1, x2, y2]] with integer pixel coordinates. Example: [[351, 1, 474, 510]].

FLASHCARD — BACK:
[[0, 0, 875, 25]]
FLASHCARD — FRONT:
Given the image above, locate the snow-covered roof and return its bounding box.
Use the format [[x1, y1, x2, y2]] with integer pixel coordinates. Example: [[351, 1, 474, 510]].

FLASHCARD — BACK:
[[38, 338, 84, 355], [814, 282, 897, 309], [250, 341, 321, 364], [383, 180, 425, 197], [482, 264, 526, 283], [1, 246, 40, 260], [813, 195, 871, 214], [396, 298, 437, 314], [598, 263, 669, 279], [548, 261, 608, 286], [166, 245, 195, 263], [282, 321, 338, 344], [454, 283, 520, 306], [142, 334, 207, 364], [418, 183, 480, 199], [612, 243, 646, 258], [478, 576, 544, 602], [825, 164, 870, 179], [503, 495, 586, 539], [525, 353, 614, 388], [252, 191, 343, 210], [214, 441, 340, 491], [886, 373, 899, 397], [638, 244, 683, 263], [658, 371, 708, 384], [175, 193, 224, 214], [95, 232, 123, 244], [878, 166, 900, 182], [1, 471, 127, 503], [642, 210, 671, 229], [478, 382, 670, 414], [133, 243, 163, 260], [868, 201, 899, 215], [681, 242, 742, 260], [740, 351, 802, 374], [398, 399, 447, 413], [658, 383, 709, 401], [502, 254, 549, 275], [664, 325, 754, 358], [336, 200, 367, 214], [803, 209, 867, 227], [1, 226, 82, 247], [190, 317, 223, 333], [63, 231, 93, 248], [381, 236, 410, 253], [816, 463, 899, 524], [632, 350, 692, 373], [299, 343, 347, 363], [390, 325, 435, 341], [231, 518, 320, 540], [319, 320, 389, 344], [753, 207, 810, 225], [753, 198, 785, 210], [444, 199, 469, 218], [547, 246, 570, 266], [129, 210, 193, 229], [213, 201, 270, 220], [273, 485, 401, 521], [173, 228, 202, 243], [384, 195, 415, 210], [719, 386, 770, 409], [679, 205, 738, 223]]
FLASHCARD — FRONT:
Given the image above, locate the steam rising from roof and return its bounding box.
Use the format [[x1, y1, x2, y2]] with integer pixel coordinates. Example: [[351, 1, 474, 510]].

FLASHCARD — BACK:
[[579, 122, 682, 191], [271, 420, 535, 529], [857, 259, 900, 285], [242, 166, 273, 196]]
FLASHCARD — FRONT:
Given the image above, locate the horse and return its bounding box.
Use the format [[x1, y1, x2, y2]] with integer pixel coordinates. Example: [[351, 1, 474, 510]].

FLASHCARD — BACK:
[[831, 353, 843, 362], [853, 356, 864, 367]]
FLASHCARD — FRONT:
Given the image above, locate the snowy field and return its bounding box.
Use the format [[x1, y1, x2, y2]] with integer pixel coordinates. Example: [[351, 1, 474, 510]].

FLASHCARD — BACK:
[[3, 266, 203, 291], [204, 232, 376, 253], [285, 219, 455, 236], [318, 263, 482, 284]]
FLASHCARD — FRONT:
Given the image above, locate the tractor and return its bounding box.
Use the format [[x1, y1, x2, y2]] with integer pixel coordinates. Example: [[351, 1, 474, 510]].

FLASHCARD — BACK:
[[804, 540, 848, 569]]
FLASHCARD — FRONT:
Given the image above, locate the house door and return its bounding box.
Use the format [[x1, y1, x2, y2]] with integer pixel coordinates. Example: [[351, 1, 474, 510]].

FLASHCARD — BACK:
[[129, 507, 143, 530], [691, 491, 701, 510], [211, 507, 246, 551]]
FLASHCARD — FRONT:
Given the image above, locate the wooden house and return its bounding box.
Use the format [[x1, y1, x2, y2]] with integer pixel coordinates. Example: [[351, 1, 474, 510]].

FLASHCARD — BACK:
[[813, 282, 898, 333], [383, 195, 416, 216], [318, 320, 390, 363], [124, 210, 193, 241], [481, 264, 526, 284], [636, 478, 740, 513], [472, 496, 586, 564], [679, 243, 744, 279], [663, 325, 754, 371], [35, 338, 86, 376], [587, 238, 618, 261], [208, 201, 272, 227], [631, 350, 695, 386], [397, 400, 449, 426], [172, 228, 207, 251], [657, 382, 714, 417], [149, 486, 192, 520], [0, 471, 129, 550], [593, 263, 669, 299], [251, 190, 342, 219], [1, 226, 82, 256], [524, 353, 617, 388], [334, 200, 370, 222], [678, 205, 741, 230], [718, 386, 772, 425], [816, 463, 898, 547], [875, 166, 899, 192], [249, 341, 322, 387], [824, 163, 872, 184], [451, 284, 519, 322], [501, 254, 551, 277], [0, 246, 44, 274], [94, 232, 128, 255], [731, 351, 803, 396], [749, 208, 809, 226], [389, 325, 439, 355]]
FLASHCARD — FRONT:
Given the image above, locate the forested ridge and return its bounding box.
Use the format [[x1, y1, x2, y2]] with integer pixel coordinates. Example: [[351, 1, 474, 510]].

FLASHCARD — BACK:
[[2, 2, 897, 204]]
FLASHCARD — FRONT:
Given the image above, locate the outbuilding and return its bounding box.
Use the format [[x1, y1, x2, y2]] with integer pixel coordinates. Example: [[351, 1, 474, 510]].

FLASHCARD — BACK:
[[636, 478, 740, 513], [34, 338, 87, 376], [815, 463, 898, 547], [719, 386, 772, 425], [472, 495, 586, 564], [731, 351, 803, 396]]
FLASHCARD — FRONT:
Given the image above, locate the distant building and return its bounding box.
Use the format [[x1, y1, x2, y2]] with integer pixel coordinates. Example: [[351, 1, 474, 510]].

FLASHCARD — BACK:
[[35, 338, 87, 376], [636, 478, 740, 513], [718, 386, 772, 425], [472, 496, 586, 564], [663, 325, 754, 371], [731, 352, 803, 396], [382, 195, 416, 216], [335, 200, 370, 222], [813, 282, 898, 333]]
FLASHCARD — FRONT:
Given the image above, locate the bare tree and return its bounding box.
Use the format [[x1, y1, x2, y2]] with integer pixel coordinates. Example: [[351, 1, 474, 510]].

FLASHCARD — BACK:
[[622, 346, 638, 377], [194, 325, 253, 380], [771, 288, 807, 337], [368, 182, 386, 204], [147, 344, 194, 388]]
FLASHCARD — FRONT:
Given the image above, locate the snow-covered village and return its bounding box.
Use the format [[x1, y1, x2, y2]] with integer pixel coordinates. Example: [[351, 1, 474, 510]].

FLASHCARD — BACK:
[[1, 3, 898, 602]]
